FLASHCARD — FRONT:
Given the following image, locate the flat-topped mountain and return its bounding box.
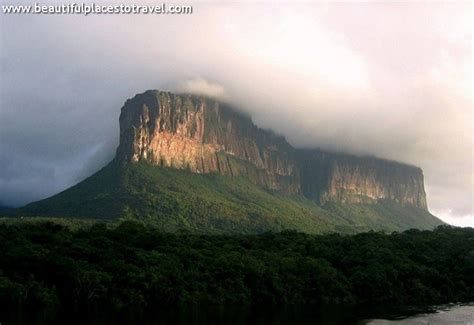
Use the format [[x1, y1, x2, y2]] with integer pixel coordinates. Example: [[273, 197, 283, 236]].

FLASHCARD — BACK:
[[117, 90, 427, 209], [10, 90, 442, 234]]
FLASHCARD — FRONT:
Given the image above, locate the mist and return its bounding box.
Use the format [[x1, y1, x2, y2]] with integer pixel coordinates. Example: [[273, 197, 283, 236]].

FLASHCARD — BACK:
[[0, 1, 472, 226]]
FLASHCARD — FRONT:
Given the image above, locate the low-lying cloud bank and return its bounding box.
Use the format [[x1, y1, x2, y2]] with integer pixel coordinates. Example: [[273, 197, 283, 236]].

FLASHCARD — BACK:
[[0, 2, 472, 226]]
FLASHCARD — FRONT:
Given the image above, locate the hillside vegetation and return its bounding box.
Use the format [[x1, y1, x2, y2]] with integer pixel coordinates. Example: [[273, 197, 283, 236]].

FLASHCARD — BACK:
[[11, 161, 443, 234]]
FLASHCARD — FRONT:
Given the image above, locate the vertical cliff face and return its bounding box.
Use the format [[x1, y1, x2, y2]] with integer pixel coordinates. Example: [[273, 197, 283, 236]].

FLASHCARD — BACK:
[[116, 90, 300, 192], [297, 151, 428, 209], [116, 90, 428, 210]]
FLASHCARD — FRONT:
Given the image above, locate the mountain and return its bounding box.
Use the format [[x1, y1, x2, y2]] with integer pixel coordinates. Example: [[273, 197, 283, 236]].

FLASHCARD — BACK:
[[116, 91, 427, 208], [11, 90, 444, 233]]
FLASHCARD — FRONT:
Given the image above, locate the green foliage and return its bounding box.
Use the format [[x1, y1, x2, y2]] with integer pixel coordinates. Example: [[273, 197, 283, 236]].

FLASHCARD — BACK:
[[0, 222, 472, 322], [9, 161, 443, 234]]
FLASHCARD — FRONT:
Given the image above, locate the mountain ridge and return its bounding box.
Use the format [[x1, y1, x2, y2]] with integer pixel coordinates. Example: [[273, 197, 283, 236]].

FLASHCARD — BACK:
[[5, 90, 443, 233]]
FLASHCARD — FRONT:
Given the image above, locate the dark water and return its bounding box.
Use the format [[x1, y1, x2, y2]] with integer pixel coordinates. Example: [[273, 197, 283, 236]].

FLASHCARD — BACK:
[[1, 305, 366, 324], [2, 303, 473, 324]]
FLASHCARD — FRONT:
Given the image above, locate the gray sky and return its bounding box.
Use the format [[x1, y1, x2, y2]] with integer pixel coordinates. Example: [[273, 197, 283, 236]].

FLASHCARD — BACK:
[[0, 1, 472, 226]]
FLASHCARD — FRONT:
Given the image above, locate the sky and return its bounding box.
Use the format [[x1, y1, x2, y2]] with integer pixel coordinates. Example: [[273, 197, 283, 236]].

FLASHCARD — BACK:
[[0, 1, 472, 227]]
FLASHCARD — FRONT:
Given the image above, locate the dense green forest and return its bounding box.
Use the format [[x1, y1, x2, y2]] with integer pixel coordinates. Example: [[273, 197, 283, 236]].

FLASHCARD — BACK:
[[0, 222, 472, 323]]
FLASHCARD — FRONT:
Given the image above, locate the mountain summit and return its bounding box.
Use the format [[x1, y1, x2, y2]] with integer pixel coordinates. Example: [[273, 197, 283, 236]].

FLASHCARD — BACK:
[[14, 90, 442, 233]]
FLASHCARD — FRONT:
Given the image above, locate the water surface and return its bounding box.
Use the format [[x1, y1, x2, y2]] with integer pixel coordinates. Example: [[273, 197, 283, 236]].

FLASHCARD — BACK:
[[367, 304, 474, 324]]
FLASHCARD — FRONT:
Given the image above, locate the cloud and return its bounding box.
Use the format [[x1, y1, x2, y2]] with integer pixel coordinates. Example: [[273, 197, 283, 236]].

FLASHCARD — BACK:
[[175, 78, 228, 100], [0, 1, 472, 226]]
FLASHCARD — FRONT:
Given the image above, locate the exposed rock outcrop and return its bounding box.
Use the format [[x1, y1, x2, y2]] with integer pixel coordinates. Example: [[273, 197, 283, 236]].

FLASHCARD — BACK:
[[116, 90, 300, 192], [116, 90, 428, 209], [297, 150, 427, 208]]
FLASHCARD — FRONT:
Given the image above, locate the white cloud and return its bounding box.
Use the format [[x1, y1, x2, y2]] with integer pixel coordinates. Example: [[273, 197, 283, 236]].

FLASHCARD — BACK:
[[175, 78, 228, 100], [434, 211, 474, 228]]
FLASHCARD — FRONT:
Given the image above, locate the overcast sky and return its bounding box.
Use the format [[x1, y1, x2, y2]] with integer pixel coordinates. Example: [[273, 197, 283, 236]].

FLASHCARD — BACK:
[[0, 1, 472, 226]]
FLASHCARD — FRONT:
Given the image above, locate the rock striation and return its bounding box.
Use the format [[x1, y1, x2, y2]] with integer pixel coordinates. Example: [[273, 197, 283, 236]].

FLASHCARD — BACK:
[[116, 90, 300, 192], [297, 150, 427, 209], [116, 90, 428, 209]]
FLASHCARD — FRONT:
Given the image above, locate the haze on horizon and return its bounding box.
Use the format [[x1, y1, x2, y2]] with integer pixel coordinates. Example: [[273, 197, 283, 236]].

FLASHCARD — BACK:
[[0, 1, 472, 227]]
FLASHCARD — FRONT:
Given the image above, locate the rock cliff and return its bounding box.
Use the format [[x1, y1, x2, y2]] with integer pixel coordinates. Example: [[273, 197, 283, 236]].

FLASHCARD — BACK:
[[116, 90, 428, 210], [297, 150, 427, 209], [116, 90, 300, 192]]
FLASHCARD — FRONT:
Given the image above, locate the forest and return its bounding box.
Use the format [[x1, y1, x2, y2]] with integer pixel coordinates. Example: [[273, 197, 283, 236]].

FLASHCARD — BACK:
[[0, 221, 473, 323]]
